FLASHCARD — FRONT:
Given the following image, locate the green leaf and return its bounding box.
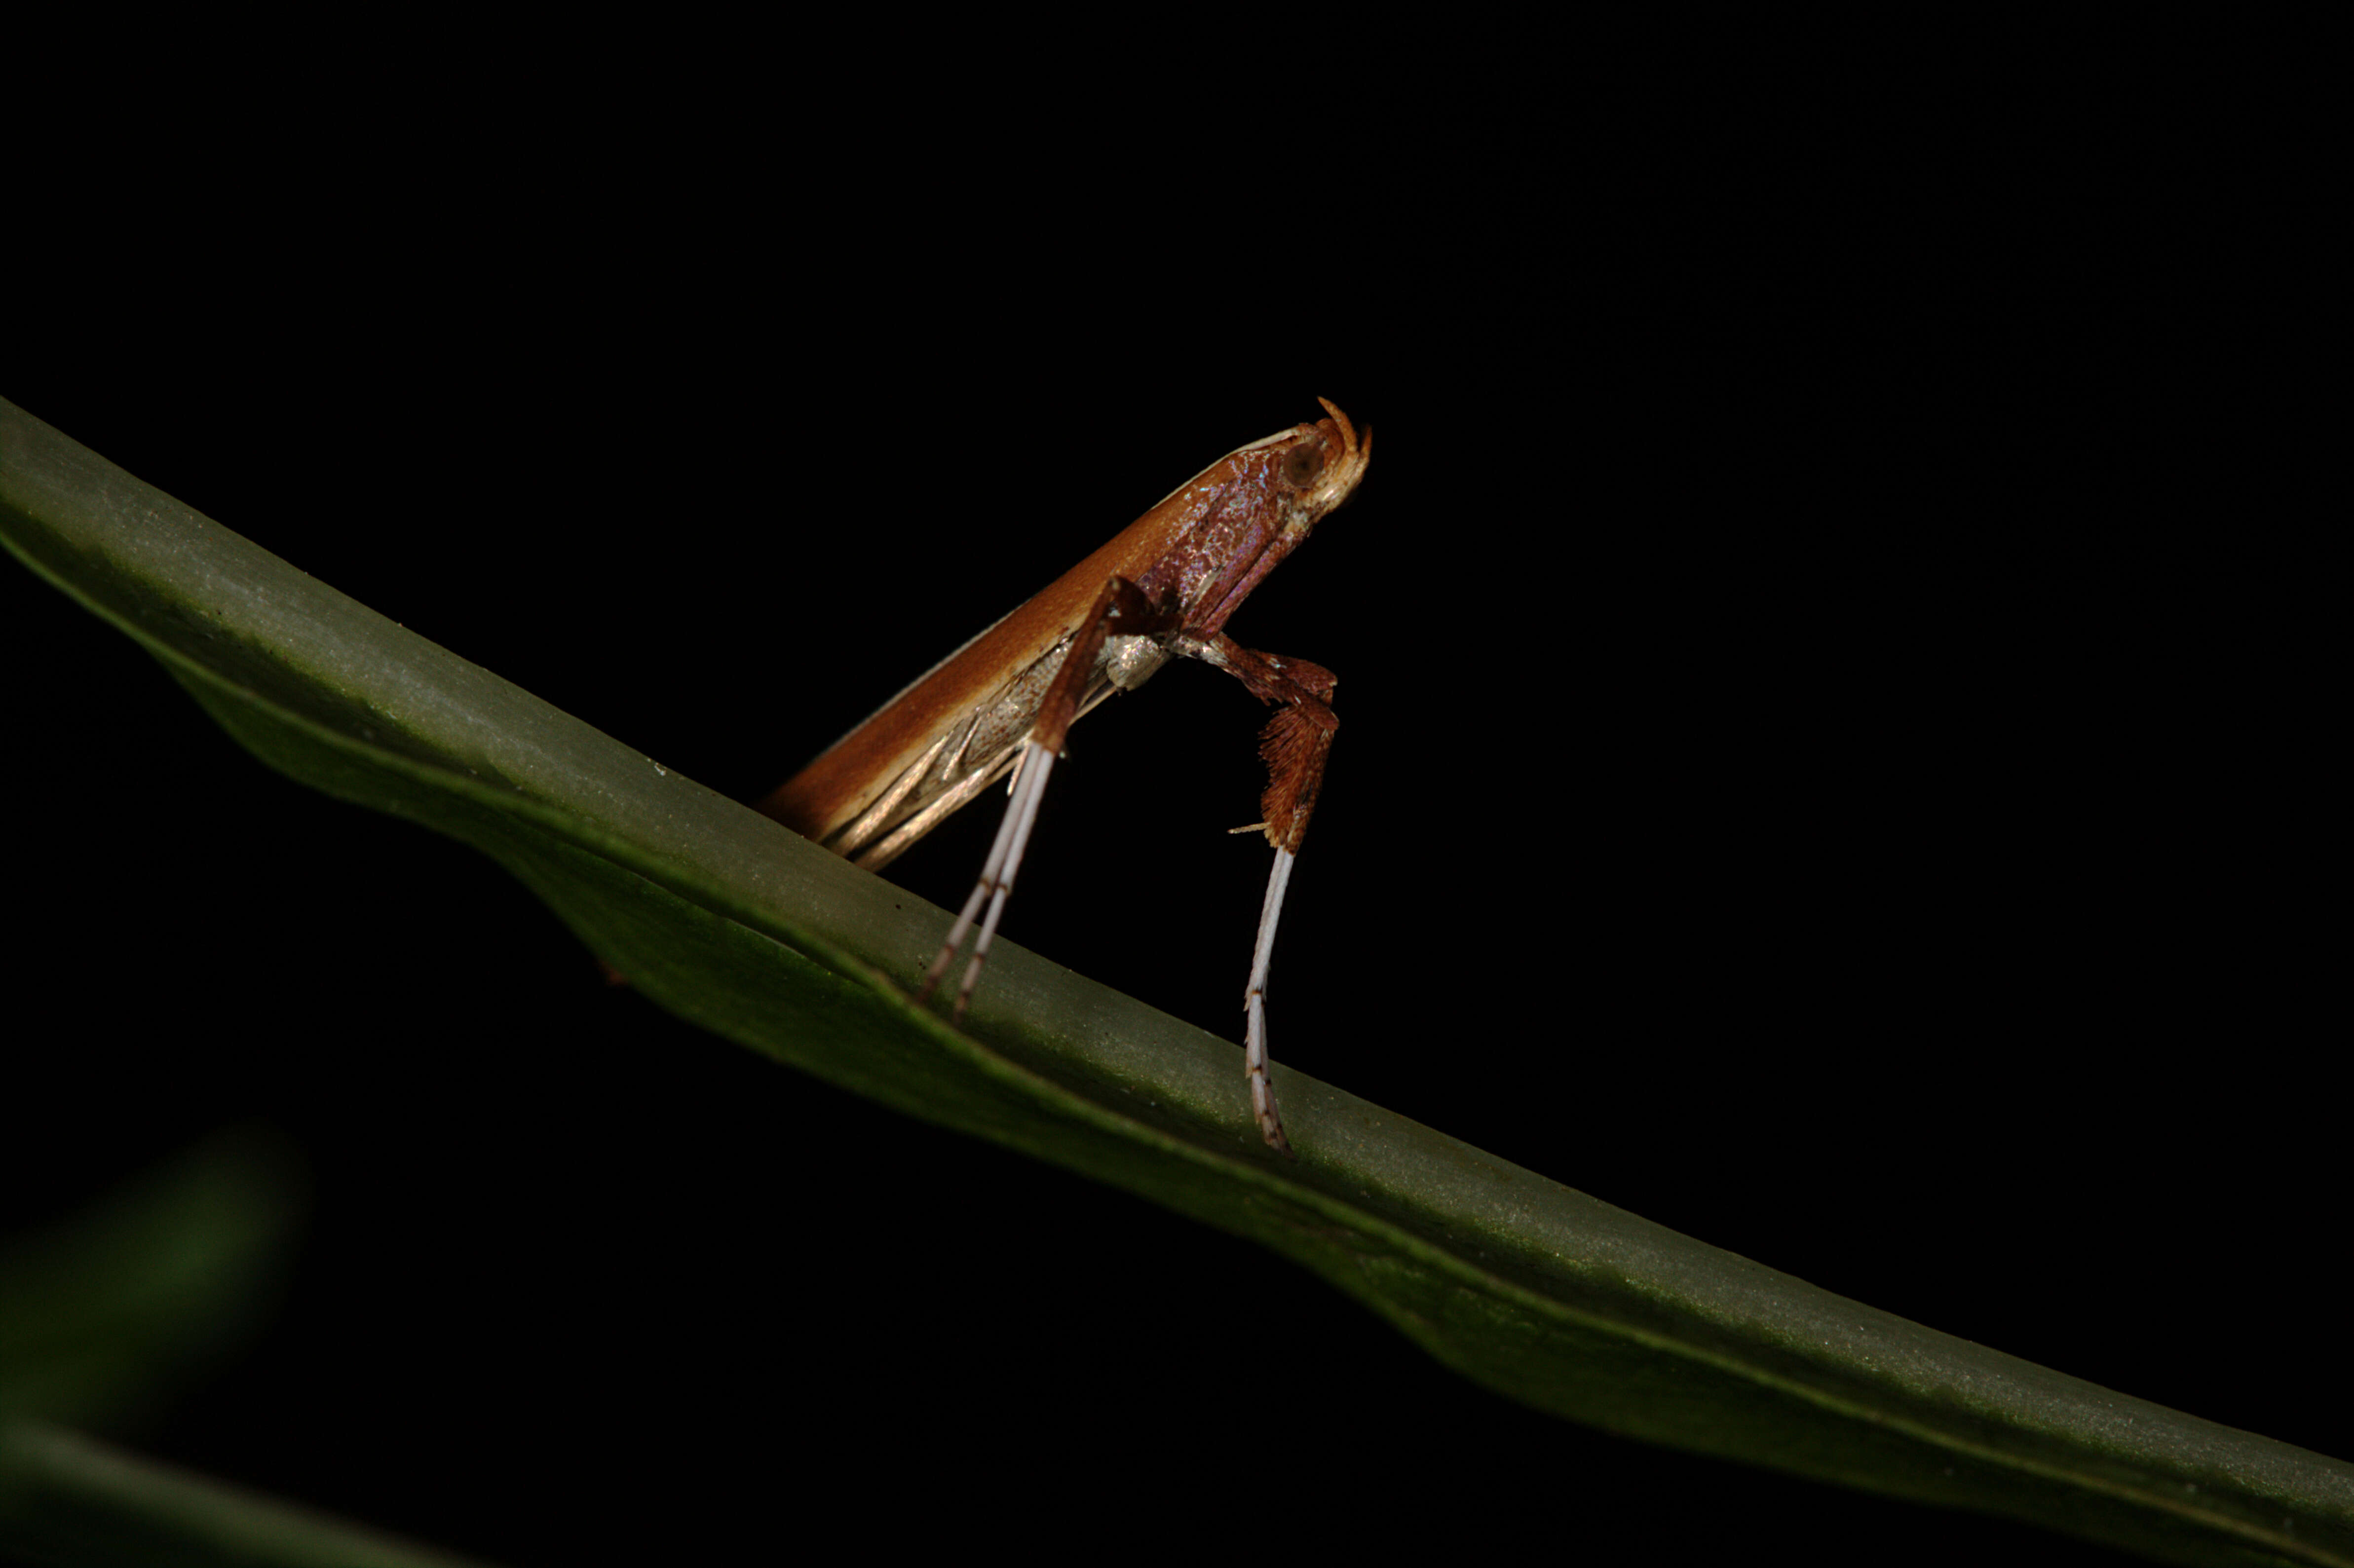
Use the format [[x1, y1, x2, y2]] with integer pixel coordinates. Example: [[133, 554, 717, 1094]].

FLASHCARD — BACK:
[[0, 1139, 499, 1566], [6, 395, 2351, 1568], [0, 1423, 500, 1568], [0, 1131, 301, 1433]]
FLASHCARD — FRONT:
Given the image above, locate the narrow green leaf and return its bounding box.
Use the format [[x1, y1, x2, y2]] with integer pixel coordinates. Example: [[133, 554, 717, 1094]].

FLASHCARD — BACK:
[[0, 1424, 501, 1568], [6, 395, 2350, 1568], [0, 1130, 301, 1432]]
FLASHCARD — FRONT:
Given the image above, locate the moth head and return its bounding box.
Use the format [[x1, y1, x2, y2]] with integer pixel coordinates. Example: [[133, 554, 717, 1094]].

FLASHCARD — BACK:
[[1273, 397, 1373, 521]]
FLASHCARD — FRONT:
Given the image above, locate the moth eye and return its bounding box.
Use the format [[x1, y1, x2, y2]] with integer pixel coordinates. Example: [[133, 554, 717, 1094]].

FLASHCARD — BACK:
[[1282, 443, 1326, 488]]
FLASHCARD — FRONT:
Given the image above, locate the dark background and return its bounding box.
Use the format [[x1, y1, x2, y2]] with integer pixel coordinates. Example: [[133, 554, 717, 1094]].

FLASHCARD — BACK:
[[4, 86, 2333, 1568]]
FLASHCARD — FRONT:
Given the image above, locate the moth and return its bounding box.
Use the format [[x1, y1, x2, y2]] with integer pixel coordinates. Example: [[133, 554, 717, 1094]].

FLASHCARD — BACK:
[[758, 400, 1371, 1153]]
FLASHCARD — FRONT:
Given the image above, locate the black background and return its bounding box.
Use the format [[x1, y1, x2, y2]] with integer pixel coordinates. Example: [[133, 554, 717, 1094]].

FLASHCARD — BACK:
[[4, 80, 2335, 1568]]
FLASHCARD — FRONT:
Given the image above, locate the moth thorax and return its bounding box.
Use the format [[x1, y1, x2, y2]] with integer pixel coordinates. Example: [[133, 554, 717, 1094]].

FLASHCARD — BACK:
[[1102, 633, 1170, 692]]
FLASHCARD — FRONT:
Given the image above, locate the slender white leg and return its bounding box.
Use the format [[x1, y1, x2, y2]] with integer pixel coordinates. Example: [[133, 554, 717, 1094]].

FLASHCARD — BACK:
[[916, 739, 1058, 1019], [1244, 847, 1297, 1155]]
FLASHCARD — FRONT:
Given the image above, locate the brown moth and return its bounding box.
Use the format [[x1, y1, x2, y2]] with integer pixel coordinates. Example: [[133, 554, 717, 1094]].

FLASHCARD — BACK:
[[759, 400, 1371, 1153]]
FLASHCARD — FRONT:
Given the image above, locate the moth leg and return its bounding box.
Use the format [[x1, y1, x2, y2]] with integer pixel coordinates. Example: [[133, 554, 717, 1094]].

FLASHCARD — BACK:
[[916, 737, 1058, 1018], [1183, 635, 1339, 1155], [918, 576, 1180, 1019]]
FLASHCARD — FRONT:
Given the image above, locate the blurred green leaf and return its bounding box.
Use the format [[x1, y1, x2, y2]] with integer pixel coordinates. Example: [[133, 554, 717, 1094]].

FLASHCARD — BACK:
[[0, 1130, 301, 1433], [0, 1424, 498, 1568], [6, 395, 2352, 1567]]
